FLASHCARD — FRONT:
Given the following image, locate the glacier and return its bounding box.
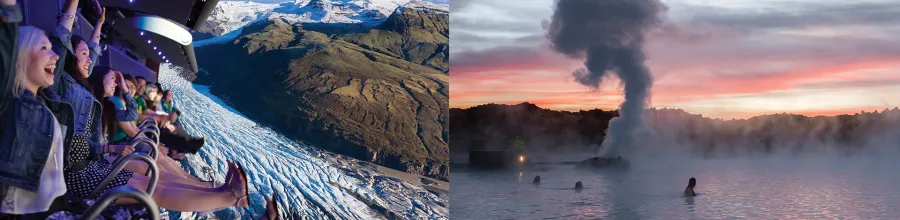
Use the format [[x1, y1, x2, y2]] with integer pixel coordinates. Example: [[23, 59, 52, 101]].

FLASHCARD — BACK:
[[156, 64, 448, 219]]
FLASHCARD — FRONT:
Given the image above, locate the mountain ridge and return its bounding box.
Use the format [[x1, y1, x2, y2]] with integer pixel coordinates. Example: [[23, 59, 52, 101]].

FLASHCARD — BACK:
[[450, 102, 900, 162], [192, 6, 450, 181]]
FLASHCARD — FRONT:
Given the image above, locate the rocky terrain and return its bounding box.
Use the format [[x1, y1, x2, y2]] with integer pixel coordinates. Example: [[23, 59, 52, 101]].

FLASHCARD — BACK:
[[451, 103, 900, 162], [191, 5, 449, 181]]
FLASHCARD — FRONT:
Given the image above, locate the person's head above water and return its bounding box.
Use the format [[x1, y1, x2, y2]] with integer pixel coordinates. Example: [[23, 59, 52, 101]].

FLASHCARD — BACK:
[[533, 176, 540, 184], [575, 181, 583, 189], [688, 177, 696, 188]]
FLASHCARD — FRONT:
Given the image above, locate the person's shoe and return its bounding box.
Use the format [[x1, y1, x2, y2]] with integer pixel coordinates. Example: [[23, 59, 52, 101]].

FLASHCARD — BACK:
[[209, 161, 237, 188], [224, 161, 237, 185], [189, 137, 206, 148], [230, 161, 250, 207], [260, 193, 280, 220]]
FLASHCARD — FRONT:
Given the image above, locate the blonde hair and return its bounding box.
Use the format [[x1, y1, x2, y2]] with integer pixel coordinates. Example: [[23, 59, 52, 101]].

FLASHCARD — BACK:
[[13, 26, 48, 97]]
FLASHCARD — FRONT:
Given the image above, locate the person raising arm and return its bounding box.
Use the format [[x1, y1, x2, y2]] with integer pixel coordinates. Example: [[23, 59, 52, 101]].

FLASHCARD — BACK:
[[86, 5, 104, 75], [0, 0, 21, 115]]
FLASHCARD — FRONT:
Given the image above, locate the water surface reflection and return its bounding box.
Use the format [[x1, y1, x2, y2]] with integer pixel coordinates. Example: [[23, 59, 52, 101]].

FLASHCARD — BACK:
[[451, 159, 900, 219]]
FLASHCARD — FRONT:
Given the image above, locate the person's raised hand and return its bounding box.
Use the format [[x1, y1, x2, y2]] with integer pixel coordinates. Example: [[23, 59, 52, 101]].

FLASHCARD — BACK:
[[98, 7, 106, 23], [92, 0, 103, 16], [115, 71, 128, 91]]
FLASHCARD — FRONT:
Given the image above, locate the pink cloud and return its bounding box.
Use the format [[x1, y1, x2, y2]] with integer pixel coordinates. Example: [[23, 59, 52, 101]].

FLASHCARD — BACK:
[[451, 49, 900, 118]]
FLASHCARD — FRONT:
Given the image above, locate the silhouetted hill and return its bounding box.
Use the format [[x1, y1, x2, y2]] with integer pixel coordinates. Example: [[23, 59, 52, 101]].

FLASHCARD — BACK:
[[450, 103, 900, 162]]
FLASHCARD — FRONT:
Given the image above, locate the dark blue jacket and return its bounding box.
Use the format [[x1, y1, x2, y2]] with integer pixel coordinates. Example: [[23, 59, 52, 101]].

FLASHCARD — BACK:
[[46, 19, 104, 162], [0, 90, 75, 191], [0, 5, 76, 191]]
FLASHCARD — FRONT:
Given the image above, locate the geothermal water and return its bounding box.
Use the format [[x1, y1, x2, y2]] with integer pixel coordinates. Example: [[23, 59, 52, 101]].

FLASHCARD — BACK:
[[451, 156, 900, 219]]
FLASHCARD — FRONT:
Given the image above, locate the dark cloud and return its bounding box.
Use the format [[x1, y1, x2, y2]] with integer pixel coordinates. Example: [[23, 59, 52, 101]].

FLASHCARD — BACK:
[[449, 31, 494, 43], [451, 18, 539, 34], [452, 46, 541, 67], [450, 33, 548, 63], [450, 0, 477, 12], [683, 1, 900, 32]]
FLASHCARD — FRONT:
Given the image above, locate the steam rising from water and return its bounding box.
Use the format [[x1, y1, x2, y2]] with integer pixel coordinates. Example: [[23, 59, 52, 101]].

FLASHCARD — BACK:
[[545, 0, 666, 157]]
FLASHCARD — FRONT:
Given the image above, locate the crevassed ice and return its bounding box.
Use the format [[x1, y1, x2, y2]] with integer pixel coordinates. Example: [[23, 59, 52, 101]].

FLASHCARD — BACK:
[[157, 64, 448, 219]]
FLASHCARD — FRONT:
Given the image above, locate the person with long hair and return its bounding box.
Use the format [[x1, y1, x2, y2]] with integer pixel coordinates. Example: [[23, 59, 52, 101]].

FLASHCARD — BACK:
[[45, 0, 120, 176], [0, 7, 69, 215], [101, 70, 204, 182], [1, 4, 240, 215], [74, 65, 251, 211], [160, 89, 192, 159], [140, 83, 205, 157], [108, 73, 138, 145], [156, 88, 181, 130], [35, 0, 251, 212], [161, 90, 179, 121], [139, 83, 172, 124]]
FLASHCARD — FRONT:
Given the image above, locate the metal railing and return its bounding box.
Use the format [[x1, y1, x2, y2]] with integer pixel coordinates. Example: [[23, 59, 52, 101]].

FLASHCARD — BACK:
[[89, 152, 159, 198], [81, 118, 163, 219], [79, 186, 161, 220]]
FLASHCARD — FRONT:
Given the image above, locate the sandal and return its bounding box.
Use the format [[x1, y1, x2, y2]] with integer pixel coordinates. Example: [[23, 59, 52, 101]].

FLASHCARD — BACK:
[[191, 161, 246, 213], [203, 161, 237, 188], [231, 161, 250, 207], [261, 193, 280, 220]]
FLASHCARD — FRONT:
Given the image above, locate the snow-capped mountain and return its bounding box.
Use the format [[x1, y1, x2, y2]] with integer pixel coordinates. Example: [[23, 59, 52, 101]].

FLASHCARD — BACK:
[[197, 1, 281, 36], [283, 0, 409, 23], [196, 0, 449, 37]]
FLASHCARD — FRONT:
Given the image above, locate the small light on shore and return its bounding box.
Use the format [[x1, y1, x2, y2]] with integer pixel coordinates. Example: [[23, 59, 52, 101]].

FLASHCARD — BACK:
[[519, 155, 525, 162]]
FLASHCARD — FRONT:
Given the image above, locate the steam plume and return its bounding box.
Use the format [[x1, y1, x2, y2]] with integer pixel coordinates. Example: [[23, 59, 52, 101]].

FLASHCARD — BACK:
[[546, 0, 666, 156]]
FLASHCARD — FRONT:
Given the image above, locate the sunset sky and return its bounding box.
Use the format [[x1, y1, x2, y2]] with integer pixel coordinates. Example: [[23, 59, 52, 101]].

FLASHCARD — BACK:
[[450, 0, 900, 119]]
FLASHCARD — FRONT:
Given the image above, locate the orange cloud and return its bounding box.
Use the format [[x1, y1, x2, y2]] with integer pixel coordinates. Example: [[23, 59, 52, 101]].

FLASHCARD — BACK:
[[653, 59, 900, 103], [451, 55, 900, 118]]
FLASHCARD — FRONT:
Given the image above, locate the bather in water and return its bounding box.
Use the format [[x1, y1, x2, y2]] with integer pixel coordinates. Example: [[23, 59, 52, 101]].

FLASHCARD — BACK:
[[684, 177, 697, 197]]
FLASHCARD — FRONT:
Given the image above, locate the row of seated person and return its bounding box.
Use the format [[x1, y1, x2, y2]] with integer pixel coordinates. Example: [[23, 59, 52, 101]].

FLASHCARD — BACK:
[[0, 0, 278, 219]]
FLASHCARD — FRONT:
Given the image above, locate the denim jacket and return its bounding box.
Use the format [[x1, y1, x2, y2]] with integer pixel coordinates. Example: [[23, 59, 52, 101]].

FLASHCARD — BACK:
[[0, 5, 77, 191], [46, 23, 103, 161], [0, 89, 75, 191]]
